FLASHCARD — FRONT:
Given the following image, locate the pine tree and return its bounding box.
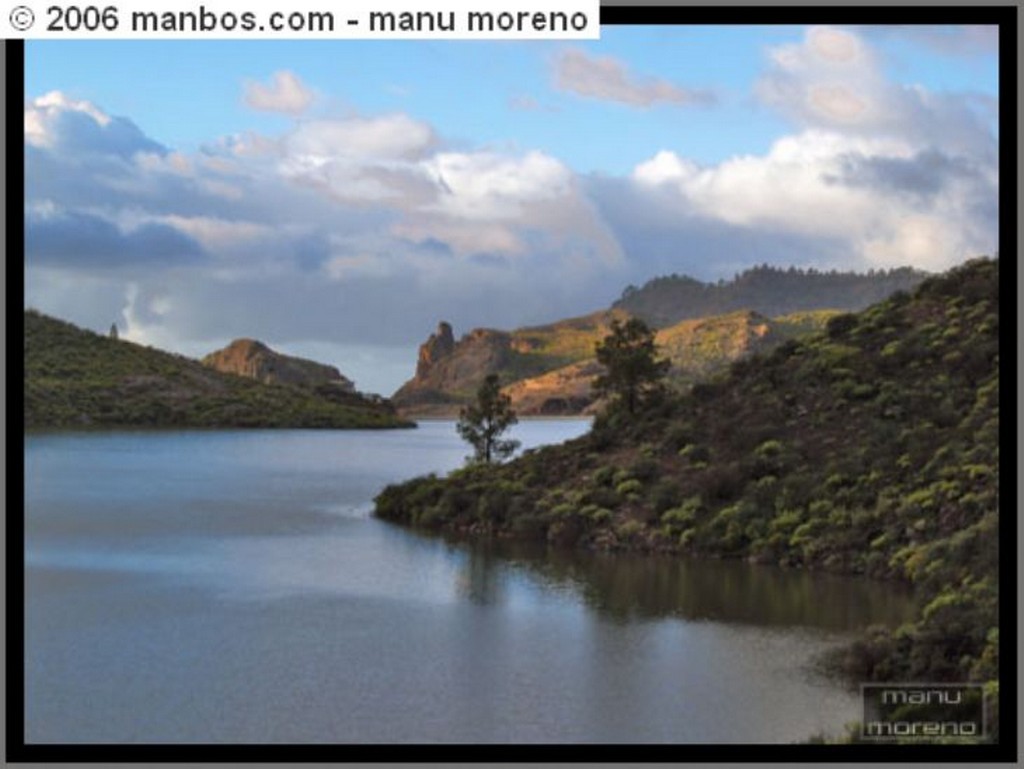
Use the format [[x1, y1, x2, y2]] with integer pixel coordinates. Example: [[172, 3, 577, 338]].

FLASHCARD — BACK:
[[593, 318, 669, 414], [457, 374, 520, 464]]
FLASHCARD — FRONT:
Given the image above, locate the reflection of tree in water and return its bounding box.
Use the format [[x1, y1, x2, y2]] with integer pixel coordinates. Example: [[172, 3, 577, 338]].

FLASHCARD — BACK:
[[447, 535, 917, 631], [455, 545, 505, 606]]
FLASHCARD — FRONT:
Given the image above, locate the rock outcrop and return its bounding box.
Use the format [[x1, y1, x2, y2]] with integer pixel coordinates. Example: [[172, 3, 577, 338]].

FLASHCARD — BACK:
[[202, 339, 355, 391], [416, 322, 455, 379], [392, 322, 520, 414]]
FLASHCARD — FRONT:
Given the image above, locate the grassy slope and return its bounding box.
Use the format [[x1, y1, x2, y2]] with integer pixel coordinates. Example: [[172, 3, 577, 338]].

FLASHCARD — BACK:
[[502, 309, 838, 415], [375, 259, 1000, 731], [24, 310, 413, 430], [509, 309, 629, 366]]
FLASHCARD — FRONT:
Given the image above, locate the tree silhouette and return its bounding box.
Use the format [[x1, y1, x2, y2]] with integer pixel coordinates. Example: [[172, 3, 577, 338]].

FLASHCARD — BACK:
[[593, 318, 669, 414], [457, 374, 520, 464]]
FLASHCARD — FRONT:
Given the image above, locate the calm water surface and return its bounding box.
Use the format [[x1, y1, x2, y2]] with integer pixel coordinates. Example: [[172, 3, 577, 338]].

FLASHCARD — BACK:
[[25, 421, 916, 743]]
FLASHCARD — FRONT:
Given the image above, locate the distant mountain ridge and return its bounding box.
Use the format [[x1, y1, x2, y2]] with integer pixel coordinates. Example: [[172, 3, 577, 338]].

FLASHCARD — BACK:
[[24, 311, 411, 430], [392, 265, 927, 416], [615, 264, 927, 328]]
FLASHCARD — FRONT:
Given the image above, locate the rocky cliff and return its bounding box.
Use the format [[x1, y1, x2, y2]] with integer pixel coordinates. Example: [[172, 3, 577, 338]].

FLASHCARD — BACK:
[[202, 338, 355, 391], [392, 324, 517, 414], [416, 322, 455, 379], [391, 311, 625, 415]]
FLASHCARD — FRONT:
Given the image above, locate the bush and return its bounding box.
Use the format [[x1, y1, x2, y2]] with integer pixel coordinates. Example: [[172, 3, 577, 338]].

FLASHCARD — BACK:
[[661, 495, 703, 530], [615, 479, 643, 496], [615, 519, 645, 541], [582, 486, 620, 509], [591, 466, 616, 487], [630, 457, 660, 482], [826, 312, 858, 339], [649, 480, 683, 513]]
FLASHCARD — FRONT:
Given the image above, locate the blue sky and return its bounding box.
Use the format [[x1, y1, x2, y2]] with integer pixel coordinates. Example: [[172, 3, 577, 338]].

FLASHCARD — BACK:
[[26, 27, 997, 172], [24, 25, 1000, 394]]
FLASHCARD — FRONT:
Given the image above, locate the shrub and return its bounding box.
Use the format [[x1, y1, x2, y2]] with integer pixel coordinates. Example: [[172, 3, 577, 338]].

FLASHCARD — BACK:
[[582, 486, 620, 509], [580, 504, 613, 524], [611, 467, 634, 485], [661, 495, 703, 530], [630, 457, 660, 482], [649, 480, 683, 513], [679, 444, 710, 464], [615, 479, 643, 496], [615, 519, 645, 540], [826, 312, 858, 339]]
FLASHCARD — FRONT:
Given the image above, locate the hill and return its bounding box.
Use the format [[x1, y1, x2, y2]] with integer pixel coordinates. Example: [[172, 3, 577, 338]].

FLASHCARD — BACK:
[[392, 266, 924, 417], [391, 310, 627, 415], [503, 309, 838, 415], [375, 258, 1000, 731], [614, 264, 927, 328], [394, 308, 837, 416], [24, 311, 412, 430], [202, 338, 356, 391]]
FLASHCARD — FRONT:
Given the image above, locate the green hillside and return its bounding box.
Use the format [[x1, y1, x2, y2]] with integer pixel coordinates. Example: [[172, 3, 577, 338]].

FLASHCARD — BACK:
[[656, 308, 838, 386], [501, 309, 838, 416], [24, 310, 413, 430], [375, 258, 1001, 733], [509, 309, 630, 366]]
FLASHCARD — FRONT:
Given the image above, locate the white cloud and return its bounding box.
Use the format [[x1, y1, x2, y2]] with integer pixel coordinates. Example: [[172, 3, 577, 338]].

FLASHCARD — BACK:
[[617, 26, 999, 273], [25, 91, 110, 147], [630, 124, 996, 271], [424, 150, 572, 221], [756, 25, 997, 160], [284, 114, 435, 162], [25, 90, 164, 157], [242, 70, 314, 114], [156, 215, 275, 252], [756, 26, 887, 128], [553, 48, 714, 108]]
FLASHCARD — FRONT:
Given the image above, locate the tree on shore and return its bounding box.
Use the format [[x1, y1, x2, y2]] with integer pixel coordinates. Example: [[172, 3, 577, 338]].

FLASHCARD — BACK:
[[457, 374, 520, 464], [593, 318, 669, 414]]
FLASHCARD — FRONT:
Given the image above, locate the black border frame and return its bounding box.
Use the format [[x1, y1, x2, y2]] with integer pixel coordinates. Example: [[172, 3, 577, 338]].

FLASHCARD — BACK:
[[5, 5, 1019, 763]]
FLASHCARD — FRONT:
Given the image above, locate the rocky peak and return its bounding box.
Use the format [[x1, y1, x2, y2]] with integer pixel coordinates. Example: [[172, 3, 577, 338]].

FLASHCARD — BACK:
[[202, 338, 355, 391], [416, 321, 455, 379]]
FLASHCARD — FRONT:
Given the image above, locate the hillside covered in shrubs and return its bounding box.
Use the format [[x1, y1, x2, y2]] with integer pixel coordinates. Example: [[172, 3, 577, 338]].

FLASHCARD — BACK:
[[375, 258, 1001, 733], [24, 310, 413, 430]]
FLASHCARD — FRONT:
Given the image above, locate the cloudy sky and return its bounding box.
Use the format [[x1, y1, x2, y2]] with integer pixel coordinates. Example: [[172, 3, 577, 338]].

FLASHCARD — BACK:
[[25, 25, 999, 395]]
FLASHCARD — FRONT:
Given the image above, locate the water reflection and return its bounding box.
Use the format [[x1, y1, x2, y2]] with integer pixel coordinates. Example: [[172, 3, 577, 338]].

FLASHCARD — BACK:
[[449, 537, 917, 631]]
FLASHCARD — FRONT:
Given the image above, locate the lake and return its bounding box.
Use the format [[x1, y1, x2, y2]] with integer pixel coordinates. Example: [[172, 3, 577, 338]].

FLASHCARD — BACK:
[[24, 421, 916, 744]]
